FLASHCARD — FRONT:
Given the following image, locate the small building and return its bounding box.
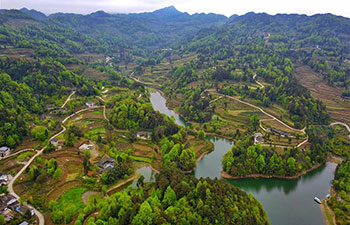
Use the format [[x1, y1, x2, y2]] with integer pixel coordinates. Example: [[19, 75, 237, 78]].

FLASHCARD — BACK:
[[79, 143, 94, 151], [136, 131, 151, 140], [253, 132, 265, 144], [266, 128, 290, 138], [86, 101, 96, 108], [1, 208, 14, 222], [16, 205, 34, 216], [50, 139, 59, 147], [0, 173, 9, 186], [0, 194, 19, 210], [96, 157, 115, 174], [49, 108, 66, 115], [19, 222, 29, 225], [0, 147, 10, 157]]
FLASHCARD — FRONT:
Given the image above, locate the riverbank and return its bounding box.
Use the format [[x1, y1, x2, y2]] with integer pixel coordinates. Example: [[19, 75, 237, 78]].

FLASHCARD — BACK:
[[221, 163, 324, 180], [321, 198, 336, 225]]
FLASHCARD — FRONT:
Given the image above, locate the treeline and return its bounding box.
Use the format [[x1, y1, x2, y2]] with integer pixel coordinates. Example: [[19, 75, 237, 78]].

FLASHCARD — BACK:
[[159, 131, 196, 171], [222, 132, 327, 177], [74, 165, 269, 225], [109, 92, 178, 134], [327, 160, 350, 224]]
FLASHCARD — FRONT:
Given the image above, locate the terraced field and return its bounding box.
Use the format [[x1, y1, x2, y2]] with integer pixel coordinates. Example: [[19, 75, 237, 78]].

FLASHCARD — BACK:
[[295, 65, 350, 125]]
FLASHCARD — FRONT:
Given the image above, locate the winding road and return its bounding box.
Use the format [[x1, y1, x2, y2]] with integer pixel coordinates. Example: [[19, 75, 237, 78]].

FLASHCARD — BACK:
[[330, 122, 350, 139], [61, 91, 75, 108], [0, 148, 35, 160], [8, 104, 104, 225], [253, 74, 265, 89], [213, 92, 306, 134]]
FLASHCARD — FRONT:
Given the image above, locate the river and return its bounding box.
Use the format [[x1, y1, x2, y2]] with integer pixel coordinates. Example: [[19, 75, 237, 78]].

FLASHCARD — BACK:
[[148, 91, 337, 225]]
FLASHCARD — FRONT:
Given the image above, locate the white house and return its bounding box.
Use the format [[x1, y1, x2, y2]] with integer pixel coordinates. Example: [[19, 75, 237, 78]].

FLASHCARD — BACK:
[[79, 143, 94, 151], [85, 101, 96, 108], [50, 139, 58, 147], [136, 131, 151, 140], [0, 173, 8, 186], [0, 147, 10, 157]]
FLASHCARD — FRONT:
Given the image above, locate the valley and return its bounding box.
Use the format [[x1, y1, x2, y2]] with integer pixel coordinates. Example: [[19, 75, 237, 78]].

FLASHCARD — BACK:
[[0, 5, 349, 225]]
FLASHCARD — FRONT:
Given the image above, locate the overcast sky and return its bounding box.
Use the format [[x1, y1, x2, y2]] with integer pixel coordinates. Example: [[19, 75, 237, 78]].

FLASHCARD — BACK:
[[1, 0, 350, 18]]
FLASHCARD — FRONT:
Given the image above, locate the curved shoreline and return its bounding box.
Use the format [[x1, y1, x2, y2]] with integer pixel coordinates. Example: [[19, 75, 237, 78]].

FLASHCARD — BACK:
[[221, 163, 323, 180]]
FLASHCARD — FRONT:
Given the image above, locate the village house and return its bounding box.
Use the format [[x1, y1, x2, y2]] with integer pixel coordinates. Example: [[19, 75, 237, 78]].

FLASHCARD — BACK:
[[16, 205, 34, 216], [0, 173, 9, 186], [0, 146, 11, 157], [0, 194, 19, 212], [19, 222, 29, 225], [266, 128, 290, 138], [253, 132, 265, 144], [79, 143, 94, 151], [96, 157, 115, 174], [85, 101, 96, 108], [136, 131, 151, 140], [50, 139, 58, 147], [1, 208, 14, 222]]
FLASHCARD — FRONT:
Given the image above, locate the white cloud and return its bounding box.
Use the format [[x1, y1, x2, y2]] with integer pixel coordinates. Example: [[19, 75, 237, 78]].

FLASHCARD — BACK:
[[1, 0, 350, 17]]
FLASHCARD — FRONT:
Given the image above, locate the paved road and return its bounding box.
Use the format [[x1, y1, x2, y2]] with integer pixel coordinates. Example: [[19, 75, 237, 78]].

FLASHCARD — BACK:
[[214, 92, 306, 134], [253, 74, 265, 88], [61, 91, 75, 108], [8, 105, 103, 225], [209, 95, 224, 104], [96, 96, 108, 121], [330, 122, 350, 139], [0, 148, 35, 161]]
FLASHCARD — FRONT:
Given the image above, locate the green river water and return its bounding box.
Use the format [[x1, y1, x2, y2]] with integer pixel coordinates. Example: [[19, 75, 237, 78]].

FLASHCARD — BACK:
[[149, 91, 336, 225]]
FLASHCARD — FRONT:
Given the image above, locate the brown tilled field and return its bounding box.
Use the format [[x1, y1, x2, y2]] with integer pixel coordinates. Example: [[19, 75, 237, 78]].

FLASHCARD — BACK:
[[295, 65, 350, 125]]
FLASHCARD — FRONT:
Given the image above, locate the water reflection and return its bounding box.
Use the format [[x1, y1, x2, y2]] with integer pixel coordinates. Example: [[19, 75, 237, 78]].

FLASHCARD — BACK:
[[149, 90, 337, 225]]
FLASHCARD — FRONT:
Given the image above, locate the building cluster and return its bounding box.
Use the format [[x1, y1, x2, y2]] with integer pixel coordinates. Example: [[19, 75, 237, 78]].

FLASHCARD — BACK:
[[0, 194, 34, 224]]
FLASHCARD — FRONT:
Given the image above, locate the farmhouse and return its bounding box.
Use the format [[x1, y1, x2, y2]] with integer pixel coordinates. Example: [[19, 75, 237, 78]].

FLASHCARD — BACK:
[[0, 173, 9, 186], [86, 101, 96, 108], [16, 205, 34, 216], [253, 133, 264, 144], [136, 131, 151, 140], [266, 128, 290, 137], [96, 157, 115, 174], [79, 143, 94, 151], [0, 146, 10, 157], [50, 139, 58, 147], [0, 194, 19, 211]]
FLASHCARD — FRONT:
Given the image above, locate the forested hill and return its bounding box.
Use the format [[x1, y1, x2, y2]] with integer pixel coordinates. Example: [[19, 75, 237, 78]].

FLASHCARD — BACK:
[[43, 6, 226, 55], [185, 12, 350, 87]]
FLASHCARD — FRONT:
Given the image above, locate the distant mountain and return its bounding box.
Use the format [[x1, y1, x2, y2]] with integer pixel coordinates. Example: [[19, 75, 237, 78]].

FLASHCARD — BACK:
[[45, 6, 227, 54], [20, 8, 47, 20]]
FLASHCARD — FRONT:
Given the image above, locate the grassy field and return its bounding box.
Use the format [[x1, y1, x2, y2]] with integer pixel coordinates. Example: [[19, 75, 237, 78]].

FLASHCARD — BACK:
[[57, 186, 88, 212]]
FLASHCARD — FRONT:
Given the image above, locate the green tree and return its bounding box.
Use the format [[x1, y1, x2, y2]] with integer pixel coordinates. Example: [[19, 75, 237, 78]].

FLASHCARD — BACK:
[[132, 201, 154, 225], [250, 114, 260, 131], [31, 126, 49, 141], [162, 186, 177, 207], [256, 154, 266, 172]]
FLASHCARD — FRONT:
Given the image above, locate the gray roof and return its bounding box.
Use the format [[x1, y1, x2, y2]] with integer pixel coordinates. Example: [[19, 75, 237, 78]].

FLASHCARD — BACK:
[[0, 146, 10, 152]]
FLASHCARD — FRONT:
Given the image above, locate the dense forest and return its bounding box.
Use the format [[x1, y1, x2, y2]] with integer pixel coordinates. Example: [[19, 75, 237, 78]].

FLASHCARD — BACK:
[[222, 132, 328, 177], [327, 160, 350, 224], [75, 166, 269, 225], [0, 57, 96, 147]]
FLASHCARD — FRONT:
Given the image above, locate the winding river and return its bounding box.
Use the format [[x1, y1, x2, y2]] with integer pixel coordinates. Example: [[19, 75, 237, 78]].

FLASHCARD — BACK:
[[148, 91, 337, 225]]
